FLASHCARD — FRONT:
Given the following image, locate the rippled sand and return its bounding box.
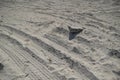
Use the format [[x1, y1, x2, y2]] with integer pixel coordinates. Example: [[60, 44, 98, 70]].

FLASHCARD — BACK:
[[0, 0, 120, 80]]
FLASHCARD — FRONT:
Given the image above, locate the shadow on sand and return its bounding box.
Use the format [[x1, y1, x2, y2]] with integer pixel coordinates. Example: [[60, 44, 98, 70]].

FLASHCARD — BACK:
[[69, 32, 80, 40]]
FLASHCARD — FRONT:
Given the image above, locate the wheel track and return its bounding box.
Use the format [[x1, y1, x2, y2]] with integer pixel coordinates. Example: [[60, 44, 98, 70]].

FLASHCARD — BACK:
[[0, 25, 81, 79], [85, 20, 120, 39], [0, 0, 119, 80], [0, 44, 35, 80], [31, 11, 120, 42], [0, 33, 59, 80], [7, 45, 45, 80], [0, 24, 99, 80], [35, 10, 109, 25], [0, 41, 41, 80], [0, 25, 76, 79], [44, 33, 83, 55], [17, 48, 59, 80], [35, 11, 119, 35]]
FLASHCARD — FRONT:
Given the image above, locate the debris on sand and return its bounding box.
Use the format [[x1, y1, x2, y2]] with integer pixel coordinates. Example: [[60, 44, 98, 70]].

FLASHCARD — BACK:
[[0, 0, 120, 80], [0, 63, 4, 70], [68, 26, 84, 33], [68, 26, 85, 40], [109, 49, 120, 58]]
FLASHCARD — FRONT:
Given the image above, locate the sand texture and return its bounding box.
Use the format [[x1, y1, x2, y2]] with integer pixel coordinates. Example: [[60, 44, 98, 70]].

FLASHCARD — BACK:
[[0, 0, 120, 80]]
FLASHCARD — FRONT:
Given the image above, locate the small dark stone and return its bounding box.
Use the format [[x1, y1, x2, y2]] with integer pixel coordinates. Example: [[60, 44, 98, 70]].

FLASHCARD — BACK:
[[0, 63, 4, 70], [109, 49, 120, 58]]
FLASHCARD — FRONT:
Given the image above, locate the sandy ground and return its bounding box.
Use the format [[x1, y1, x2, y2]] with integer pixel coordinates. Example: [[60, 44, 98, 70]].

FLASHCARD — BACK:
[[0, 0, 120, 80]]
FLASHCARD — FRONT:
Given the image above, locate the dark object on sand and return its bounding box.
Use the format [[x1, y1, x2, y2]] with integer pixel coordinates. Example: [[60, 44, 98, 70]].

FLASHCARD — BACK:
[[0, 63, 4, 70], [113, 70, 120, 76], [68, 26, 84, 33], [109, 49, 120, 58], [68, 26, 84, 40]]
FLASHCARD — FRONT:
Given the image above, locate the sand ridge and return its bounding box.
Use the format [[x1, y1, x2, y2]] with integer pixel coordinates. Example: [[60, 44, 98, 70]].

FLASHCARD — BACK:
[[0, 0, 120, 80]]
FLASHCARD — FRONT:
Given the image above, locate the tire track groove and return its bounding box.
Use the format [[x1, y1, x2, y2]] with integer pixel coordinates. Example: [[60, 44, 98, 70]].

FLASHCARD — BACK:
[[0, 24, 99, 80]]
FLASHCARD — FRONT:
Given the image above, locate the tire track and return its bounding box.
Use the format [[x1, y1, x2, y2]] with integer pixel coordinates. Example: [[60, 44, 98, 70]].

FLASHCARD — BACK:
[[0, 25, 80, 79], [0, 0, 119, 80], [0, 25, 99, 80], [44, 33, 83, 55], [0, 39, 41, 80], [0, 44, 35, 80], [0, 33, 60, 80]]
